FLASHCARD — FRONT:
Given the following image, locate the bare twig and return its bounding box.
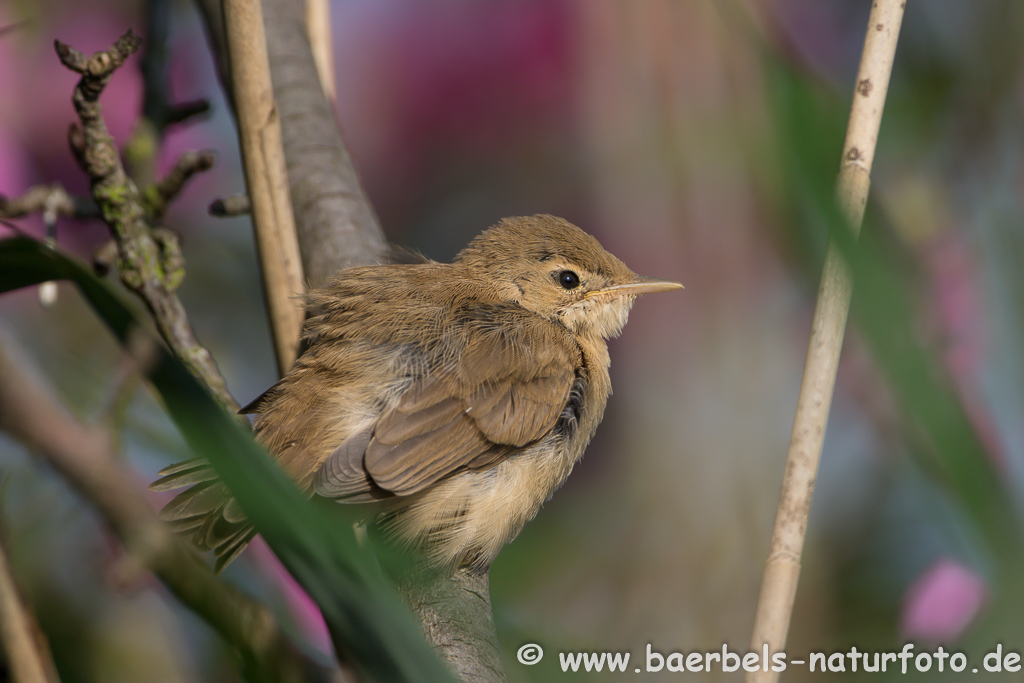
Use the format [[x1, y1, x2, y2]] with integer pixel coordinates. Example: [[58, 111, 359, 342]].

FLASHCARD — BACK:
[[91, 239, 119, 276], [0, 338, 332, 683], [55, 31, 239, 414], [0, 516, 60, 683], [209, 194, 252, 217], [146, 149, 217, 220], [222, 0, 306, 375], [746, 3, 907, 680], [0, 184, 98, 221]]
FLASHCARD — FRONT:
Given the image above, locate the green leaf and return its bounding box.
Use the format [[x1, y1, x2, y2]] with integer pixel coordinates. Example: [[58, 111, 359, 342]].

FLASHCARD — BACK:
[[0, 236, 454, 683]]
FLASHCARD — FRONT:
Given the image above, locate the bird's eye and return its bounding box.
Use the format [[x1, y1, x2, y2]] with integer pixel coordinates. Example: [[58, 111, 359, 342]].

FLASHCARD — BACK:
[[556, 270, 581, 290]]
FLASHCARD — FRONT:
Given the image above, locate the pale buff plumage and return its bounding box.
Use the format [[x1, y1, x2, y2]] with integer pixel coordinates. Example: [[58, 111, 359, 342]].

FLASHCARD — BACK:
[[152, 215, 681, 571]]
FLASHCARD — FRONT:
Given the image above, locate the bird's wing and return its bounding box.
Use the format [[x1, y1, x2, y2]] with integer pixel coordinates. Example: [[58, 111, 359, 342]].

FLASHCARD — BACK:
[[315, 305, 580, 498]]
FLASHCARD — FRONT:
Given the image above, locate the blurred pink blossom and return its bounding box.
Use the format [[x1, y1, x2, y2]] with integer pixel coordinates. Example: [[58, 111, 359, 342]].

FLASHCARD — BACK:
[[250, 538, 332, 655], [900, 558, 987, 645]]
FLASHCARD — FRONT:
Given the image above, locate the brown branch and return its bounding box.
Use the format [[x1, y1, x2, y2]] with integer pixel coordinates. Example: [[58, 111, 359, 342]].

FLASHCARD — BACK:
[[397, 569, 504, 682], [0, 519, 60, 683], [262, 0, 389, 283], [0, 184, 98, 221], [54, 31, 239, 414], [259, 1, 504, 678], [0, 339, 332, 683], [209, 194, 252, 217], [145, 149, 217, 220], [746, 2, 907, 681]]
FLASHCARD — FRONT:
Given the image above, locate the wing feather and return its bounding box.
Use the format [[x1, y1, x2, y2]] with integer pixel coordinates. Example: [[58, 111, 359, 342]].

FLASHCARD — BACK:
[[313, 425, 381, 499], [313, 300, 582, 500], [365, 411, 490, 495], [469, 373, 570, 446]]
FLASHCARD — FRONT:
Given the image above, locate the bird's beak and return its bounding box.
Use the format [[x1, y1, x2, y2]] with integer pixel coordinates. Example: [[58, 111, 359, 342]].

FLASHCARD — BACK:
[[587, 276, 684, 299]]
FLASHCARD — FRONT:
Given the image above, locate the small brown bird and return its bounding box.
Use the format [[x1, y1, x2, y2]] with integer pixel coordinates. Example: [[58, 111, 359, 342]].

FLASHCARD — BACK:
[[153, 215, 681, 571]]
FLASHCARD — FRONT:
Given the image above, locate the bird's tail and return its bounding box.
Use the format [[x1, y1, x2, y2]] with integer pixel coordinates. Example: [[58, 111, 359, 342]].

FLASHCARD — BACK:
[[149, 459, 256, 572]]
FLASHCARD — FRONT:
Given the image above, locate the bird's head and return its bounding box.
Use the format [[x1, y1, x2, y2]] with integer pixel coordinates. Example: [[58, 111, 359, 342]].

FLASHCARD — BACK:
[[455, 215, 682, 340]]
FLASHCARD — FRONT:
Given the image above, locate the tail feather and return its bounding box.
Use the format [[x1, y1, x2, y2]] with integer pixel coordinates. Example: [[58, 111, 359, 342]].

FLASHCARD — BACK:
[[164, 516, 207, 534], [155, 459, 207, 477], [214, 527, 258, 573], [159, 481, 228, 521], [222, 498, 247, 524], [149, 459, 220, 492], [152, 460, 256, 571]]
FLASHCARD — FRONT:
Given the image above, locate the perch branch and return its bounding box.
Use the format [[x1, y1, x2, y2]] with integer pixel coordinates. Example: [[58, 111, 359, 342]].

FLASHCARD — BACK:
[[0, 339, 331, 683], [0, 184, 98, 221], [54, 31, 238, 414], [222, 0, 306, 375], [746, 3, 907, 681], [396, 568, 505, 682]]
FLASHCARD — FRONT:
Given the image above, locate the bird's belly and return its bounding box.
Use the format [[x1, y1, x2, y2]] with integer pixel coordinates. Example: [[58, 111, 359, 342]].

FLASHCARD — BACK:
[[386, 436, 579, 569]]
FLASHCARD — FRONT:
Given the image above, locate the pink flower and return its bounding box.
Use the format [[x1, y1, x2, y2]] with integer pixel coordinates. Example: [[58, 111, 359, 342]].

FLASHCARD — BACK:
[[900, 559, 987, 645]]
